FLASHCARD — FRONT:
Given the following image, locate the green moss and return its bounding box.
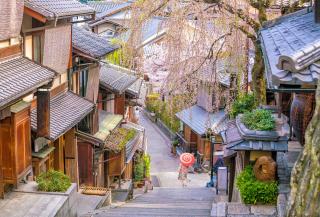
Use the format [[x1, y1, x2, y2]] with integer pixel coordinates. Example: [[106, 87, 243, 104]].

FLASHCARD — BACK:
[[242, 109, 275, 131], [236, 165, 278, 204], [36, 170, 71, 192], [230, 93, 256, 118]]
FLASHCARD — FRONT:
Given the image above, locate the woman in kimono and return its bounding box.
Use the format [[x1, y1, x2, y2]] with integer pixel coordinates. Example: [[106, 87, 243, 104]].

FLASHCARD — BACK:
[[178, 164, 189, 187]]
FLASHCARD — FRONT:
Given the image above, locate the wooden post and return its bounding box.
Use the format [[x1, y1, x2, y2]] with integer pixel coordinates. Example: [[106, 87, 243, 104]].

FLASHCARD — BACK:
[[114, 94, 125, 116], [37, 88, 50, 138], [54, 137, 65, 172], [65, 128, 79, 185], [315, 0, 320, 23]]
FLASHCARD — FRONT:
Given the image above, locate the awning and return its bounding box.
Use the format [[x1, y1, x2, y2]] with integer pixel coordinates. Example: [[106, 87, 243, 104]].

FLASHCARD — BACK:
[[0, 56, 55, 109], [100, 64, 138, 94], [175, 105, 227, 136], [31, 91, 94, 141], [123, 122, 145, 163], [94, 110, 123, 142]]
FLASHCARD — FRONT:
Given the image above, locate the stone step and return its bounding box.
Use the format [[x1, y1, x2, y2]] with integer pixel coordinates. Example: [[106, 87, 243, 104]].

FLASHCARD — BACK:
[[92, 208, 211, 216], [84, 187, 214, 217]]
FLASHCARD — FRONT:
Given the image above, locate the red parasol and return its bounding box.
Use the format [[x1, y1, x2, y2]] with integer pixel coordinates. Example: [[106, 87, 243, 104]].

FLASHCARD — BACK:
[[180, 153, 195, 167]]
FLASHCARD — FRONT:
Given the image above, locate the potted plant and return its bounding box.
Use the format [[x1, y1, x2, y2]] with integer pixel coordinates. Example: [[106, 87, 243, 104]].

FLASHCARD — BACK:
[[171, 139, 179, 156], [36, 169, 71, 192], [134, 155, 145, 188]]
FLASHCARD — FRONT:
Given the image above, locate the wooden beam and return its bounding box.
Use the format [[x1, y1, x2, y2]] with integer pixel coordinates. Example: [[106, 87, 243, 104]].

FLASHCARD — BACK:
[[37, 89, 50, 138], [50, 82, 68, 98], [24, 7, 47, 23], [0, 45, 21, 59]]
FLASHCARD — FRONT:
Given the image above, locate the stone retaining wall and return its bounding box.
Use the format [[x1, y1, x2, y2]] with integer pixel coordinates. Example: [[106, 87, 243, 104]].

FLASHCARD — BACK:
[[211, 202, 277, 217], [156, 118, 176, 140], [143, 109, 176, 140]]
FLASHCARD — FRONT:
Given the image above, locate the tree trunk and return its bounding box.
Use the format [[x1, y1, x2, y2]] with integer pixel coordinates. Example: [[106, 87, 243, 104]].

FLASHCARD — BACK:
[[287, 83, 320, 217]]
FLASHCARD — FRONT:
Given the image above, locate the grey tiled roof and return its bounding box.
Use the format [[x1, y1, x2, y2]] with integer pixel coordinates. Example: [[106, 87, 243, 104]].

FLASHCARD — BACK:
[[126, 79, 142, 97], [260, 9, 320, 87], [100, 64, 138, 93], [117, 17, 166, 45], [31, 91, 94, 141], [25, 0, 94, 20], [87, 1, 131, 18], [223, 120, 288, 152], [0, 56, 55, 109], [72, 26, 118, 58], [272, 0, 299, 7], [175, 105, 227, 136]]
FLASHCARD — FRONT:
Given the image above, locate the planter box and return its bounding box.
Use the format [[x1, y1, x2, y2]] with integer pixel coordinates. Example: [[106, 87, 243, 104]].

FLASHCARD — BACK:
[[236, 115, 279, 141], [14, 182, 78, 217]]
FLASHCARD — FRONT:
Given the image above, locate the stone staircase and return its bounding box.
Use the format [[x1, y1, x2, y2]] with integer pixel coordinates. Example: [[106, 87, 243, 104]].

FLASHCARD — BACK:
[[84, 187, 216, 217]]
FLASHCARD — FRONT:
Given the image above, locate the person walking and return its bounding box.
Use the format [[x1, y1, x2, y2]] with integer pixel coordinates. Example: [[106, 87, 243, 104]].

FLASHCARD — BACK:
[[178, 163, 189, 187]]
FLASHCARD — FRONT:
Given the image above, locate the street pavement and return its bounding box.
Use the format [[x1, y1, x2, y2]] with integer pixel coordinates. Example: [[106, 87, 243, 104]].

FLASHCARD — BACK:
[[139, 112, 210, 188]]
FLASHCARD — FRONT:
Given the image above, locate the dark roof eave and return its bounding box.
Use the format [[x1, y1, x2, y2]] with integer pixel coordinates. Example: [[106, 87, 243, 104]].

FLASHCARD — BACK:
[[0, 78, 54, 110], [40, 12, 95, 21], [100, 77, 138, 94], [72, 44, 119, 60]]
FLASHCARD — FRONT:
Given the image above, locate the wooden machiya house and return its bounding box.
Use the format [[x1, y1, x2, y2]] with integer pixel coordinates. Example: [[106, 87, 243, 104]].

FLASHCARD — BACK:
[[71, 25, 119, 187], [21, 0, 95, 185], [0, 0, 95, 197], [71, 25, 145, 188], [259, 8, 318, 146], [175, 61, 230, 163], [99, 64, 146, 189], [0, 1, 56, 198]]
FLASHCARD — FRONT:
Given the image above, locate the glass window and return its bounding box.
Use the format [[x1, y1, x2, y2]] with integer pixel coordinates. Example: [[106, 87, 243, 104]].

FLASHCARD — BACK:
[[33, 35, 42, 63], [79, 68, 89, 97]]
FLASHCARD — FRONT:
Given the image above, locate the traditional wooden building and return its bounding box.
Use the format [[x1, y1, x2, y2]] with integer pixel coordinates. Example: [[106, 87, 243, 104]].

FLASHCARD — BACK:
[[99, 64, 138, 116], [222, 110, 289, 202], [175, 60, 230, 162], [72, 25, 120, 187], [71, 24, 145, 188], [87, 0, 132, 37], [175, 105, 227, 160], [20, 0, 97, 185], [260, 8, 318, 145]]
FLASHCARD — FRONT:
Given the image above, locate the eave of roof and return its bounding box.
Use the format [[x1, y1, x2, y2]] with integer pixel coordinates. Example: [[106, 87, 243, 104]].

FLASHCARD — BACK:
[[223, 118, 289, 152], [72, 26, 119, 58], [99, 64, 138, 94], [24, 0, 95, 20], [175, 105, 227, 136], [31, 91, 95, 141], [94, 110, 123, 142], [0, 56, 56, 109], [260, 8, 320, 88]]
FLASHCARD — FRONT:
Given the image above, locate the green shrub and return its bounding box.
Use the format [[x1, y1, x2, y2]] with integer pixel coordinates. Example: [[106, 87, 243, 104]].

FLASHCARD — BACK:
[[236, 166, 278, 204], [134, 155, 145, 182], [143, 154, 151, 179], [230, 93, 256, 118], [242, 109, 275, 131], [145, 97, 180, 133], [36, 170, 71, 192], [172, 139, 179, 147]]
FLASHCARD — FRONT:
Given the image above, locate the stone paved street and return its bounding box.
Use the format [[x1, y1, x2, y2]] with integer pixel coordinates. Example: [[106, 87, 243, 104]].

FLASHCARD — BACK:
[[139, 112, 210, 188]]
